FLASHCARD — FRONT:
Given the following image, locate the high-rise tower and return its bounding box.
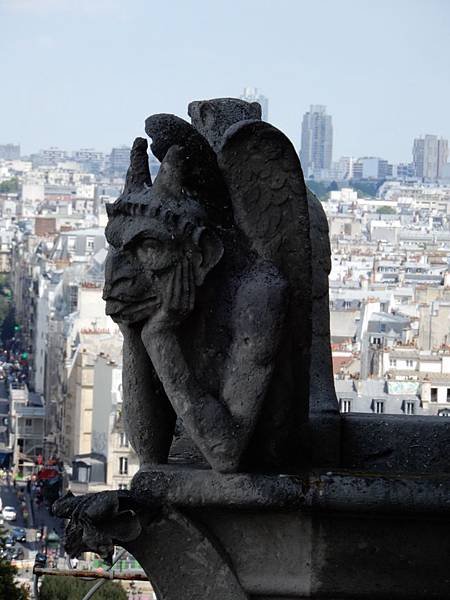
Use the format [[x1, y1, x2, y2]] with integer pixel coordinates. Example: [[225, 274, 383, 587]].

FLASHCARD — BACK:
[[412, 135, 448, 180], [300, 105, 333, 178], [240, 87, 269, 121]]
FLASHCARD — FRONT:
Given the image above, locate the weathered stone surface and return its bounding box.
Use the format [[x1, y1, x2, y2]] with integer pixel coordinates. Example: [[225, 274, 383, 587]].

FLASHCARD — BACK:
[[130, 466, 450, 515], [188, 97, 261, 151], [307, 189, 340, 467], [53, 490, 142, 563], [196, 507, 450, 599], [125, 508, 249, 600], [103, 98, 315, 474], [341, 412, 450, 473]]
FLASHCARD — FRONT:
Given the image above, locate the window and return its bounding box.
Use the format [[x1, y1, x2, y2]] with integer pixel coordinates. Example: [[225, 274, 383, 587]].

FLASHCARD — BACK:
[[372, 337, 382, 345], [389, 358, 397, 367], [78, 467, 89, 483], [118, 483, 128, 491], [447, 388, 450, 402], [430, 387, 438, 402], [119, 457, 128, 475], [86, 237, 95, 252], [340, 399, 351, 413], [405, 401, 414, 415], [406, 359, 414, 368], [25, 418, 32, 428], [68, 236, 76, 251], [119, 432, 129, 447], [375, 400, 384, 414]]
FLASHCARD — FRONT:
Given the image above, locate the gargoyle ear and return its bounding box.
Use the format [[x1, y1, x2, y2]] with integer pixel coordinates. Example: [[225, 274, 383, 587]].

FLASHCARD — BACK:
[[199, 101, 217, 129], [192, 228, 224, 286], [188, 100, 217, 130]]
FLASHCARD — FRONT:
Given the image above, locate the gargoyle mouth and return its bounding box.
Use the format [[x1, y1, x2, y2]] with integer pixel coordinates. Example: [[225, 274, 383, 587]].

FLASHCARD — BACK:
[[105, 296, 158, 322]]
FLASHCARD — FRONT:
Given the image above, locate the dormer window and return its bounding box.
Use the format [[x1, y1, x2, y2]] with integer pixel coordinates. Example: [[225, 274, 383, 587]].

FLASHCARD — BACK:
[[404, 401, 415, 415], [373, 399, 384, 414], [340, 399, 351, 413]]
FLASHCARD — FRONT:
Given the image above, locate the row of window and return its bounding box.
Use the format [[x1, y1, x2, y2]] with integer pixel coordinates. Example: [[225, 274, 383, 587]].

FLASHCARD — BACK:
[[67, 236, 96, 251], [389, 359, 414, 367], [340, 399, 415, 414], [429, 387, 450, 402], [118, 432, 130, 477]]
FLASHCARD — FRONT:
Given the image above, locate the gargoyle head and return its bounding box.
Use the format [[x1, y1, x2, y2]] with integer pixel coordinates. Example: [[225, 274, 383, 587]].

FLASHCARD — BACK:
[[103, 140, 223, 325], [188, 98, 262, 152]]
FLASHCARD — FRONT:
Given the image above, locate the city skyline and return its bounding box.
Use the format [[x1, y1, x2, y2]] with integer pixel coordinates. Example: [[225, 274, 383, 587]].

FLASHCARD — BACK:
[[1, 0, 449, 162], [3, 127, 450, 178], [2, 102, 450, 168]]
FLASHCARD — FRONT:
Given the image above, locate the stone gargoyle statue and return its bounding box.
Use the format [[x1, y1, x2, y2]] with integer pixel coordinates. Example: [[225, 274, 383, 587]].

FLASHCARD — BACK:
[[53, 98, 338, 598]]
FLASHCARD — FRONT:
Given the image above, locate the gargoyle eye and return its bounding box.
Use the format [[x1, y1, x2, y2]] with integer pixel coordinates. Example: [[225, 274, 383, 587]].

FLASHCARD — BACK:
[[141, 238, 159, 251]]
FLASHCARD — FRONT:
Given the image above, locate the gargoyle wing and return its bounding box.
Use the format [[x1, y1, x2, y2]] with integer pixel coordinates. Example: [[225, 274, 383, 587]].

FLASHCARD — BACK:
[[218, 120, 312, 437]]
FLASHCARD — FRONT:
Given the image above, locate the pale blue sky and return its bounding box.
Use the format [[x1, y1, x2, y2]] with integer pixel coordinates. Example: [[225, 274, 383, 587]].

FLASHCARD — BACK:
[[0, 0, 449, 162]]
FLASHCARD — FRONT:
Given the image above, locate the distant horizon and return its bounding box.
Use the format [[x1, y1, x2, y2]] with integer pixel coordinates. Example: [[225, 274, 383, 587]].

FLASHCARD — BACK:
[[1, 0, 449, 163], [3, 122, 450, 167]]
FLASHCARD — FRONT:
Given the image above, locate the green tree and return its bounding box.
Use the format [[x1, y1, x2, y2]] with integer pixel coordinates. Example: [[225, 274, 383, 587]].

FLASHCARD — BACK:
[[0, 178, 19, 193], [0, 304, 14, 344], [306, 180, 329, 201], [0, 526, 29, 600], [0, 275, 13, 343], [348, 178, 385, 198], [39, 575, 127, 600], [376, 205, 396, 215], [327, 180, 339, 193]]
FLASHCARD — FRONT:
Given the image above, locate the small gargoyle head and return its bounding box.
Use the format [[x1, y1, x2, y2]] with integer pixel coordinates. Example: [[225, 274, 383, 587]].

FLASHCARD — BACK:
[[53, 490, 142, 564]]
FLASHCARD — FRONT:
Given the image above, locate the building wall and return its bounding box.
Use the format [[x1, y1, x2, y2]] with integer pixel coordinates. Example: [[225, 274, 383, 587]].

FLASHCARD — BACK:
[[108, 429, 139, 490], [74, 351, 94, 456], [77, 286, 111, 330], [33, 279, 49, 394], [91, 355, 121, 456], [418, 303, 450, 350]]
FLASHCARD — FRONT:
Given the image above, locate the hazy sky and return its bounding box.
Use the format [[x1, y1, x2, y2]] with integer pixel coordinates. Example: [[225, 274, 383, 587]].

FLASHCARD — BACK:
[[1, 0, 449, 162]]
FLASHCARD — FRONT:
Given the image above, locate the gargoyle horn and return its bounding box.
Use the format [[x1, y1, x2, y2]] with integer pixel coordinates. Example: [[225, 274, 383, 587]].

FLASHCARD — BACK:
[[145, 113, 232, 227], [123, 137, 152, 195]]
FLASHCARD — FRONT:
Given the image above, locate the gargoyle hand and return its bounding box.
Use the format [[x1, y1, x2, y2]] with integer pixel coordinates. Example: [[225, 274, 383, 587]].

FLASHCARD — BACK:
[[142, 256, 195, 337]]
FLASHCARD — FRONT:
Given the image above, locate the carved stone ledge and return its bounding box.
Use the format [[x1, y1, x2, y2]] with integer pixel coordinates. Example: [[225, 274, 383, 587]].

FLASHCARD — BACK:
[[131, 464, 450, 515], [54, 467, 450, 599], [127, 466, 450, 599]]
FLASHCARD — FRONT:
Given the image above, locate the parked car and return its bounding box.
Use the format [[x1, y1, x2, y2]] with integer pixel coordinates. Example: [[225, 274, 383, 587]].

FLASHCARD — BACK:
[[4, 535, 15, 548], [34, 552, 47, 567], [2, 506, 17, 521], [11, 527, 26, 543]]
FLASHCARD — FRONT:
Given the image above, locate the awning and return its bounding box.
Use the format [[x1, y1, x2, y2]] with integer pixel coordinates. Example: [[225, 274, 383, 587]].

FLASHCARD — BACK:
[[37, 468, 60, 480]]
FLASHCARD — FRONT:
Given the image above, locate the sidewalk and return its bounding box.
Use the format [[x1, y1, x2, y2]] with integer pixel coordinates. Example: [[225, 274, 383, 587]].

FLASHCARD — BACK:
[[23, 483, 35, 528]]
